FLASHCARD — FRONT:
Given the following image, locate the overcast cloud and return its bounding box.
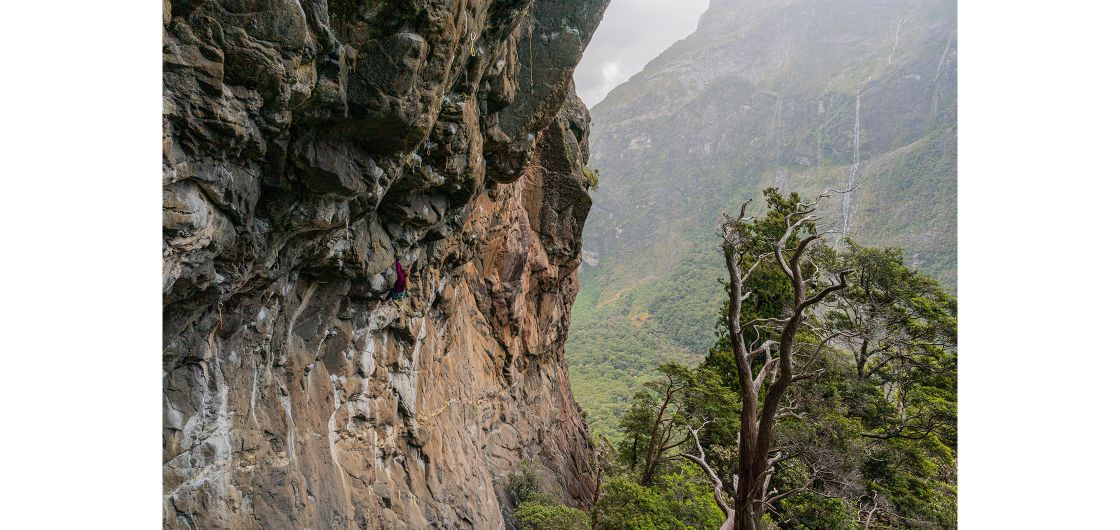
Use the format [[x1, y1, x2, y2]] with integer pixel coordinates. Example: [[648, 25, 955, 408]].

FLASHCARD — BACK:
[[575, 0, 710, 108]]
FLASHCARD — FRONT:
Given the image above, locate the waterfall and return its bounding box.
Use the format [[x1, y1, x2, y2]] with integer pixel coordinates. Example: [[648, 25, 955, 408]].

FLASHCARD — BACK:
[[773, 96, 785, 190], [887, 16, 902, 66], [837, 15, 907, 248], [838, 88, 860, 246]]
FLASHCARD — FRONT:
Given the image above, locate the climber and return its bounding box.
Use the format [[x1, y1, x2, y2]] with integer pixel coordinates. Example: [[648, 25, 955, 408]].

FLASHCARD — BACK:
[[389, 260, 409, 300]]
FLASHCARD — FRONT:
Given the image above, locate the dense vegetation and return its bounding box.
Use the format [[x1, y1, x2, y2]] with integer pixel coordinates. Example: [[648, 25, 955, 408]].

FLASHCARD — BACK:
[[518, 190, 956, 529], [568, 258, 722, 438]]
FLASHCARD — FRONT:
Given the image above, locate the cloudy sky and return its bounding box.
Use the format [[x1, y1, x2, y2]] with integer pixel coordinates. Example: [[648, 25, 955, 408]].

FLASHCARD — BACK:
[[574, 0, 710, 108]]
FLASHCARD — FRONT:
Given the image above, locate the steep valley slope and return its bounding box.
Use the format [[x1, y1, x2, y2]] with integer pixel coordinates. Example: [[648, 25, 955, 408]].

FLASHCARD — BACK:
[[569, 0, 957, 437], [162, 0, 607, 527]]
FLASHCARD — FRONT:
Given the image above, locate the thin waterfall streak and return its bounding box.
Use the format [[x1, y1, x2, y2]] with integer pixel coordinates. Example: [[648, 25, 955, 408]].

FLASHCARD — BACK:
[[838, 88, 860, 247], [932, 31, 954, 88], [837, 15, 904, 248], [887, 16, 902, 66]]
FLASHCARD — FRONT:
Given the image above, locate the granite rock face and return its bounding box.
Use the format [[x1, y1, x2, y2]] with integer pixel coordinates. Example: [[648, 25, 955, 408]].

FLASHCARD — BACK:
[[162, 0, 606, 527]]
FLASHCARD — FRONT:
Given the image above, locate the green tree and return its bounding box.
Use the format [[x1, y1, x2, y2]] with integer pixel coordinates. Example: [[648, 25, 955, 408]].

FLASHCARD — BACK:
[[617, 362, 738, 486], [594, 477, 678, 530], [593, 473, 724, 530], [828, 243, 958, 527], [699, 189, 852, 530]]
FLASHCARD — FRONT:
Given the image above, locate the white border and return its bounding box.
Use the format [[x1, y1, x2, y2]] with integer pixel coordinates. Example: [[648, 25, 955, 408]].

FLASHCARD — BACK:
[[960, 1, 1120, 527], [0, 1, 162, 527], [0, 1, 1118, 527]]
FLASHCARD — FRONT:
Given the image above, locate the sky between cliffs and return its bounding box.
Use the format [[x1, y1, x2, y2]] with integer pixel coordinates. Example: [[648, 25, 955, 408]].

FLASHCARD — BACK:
[[574, 0, 709, 108]]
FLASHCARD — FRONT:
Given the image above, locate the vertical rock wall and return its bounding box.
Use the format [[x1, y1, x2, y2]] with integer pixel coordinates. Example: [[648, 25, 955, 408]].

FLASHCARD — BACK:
[[162, 0, 607, 527]]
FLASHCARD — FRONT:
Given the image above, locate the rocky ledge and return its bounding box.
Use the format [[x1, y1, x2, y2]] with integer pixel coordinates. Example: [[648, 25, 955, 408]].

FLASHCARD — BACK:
[[162, 0, 607, 527]]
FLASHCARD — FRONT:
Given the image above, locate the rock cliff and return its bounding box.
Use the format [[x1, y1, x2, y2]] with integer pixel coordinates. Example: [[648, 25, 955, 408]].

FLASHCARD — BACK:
[[162, 0, 607, 527]]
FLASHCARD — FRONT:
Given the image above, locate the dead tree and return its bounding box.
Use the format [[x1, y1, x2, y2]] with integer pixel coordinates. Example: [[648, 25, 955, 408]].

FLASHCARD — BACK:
[[688, 193, 851, 530]]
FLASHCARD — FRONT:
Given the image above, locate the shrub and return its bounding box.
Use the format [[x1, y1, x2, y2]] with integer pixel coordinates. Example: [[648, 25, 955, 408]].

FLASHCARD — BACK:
[[591, 470, 725, 530], [582, 166, 600, 191], [513, 501, 592, 530], [508, 459, 549, 507], [593, 477, 674, 529]]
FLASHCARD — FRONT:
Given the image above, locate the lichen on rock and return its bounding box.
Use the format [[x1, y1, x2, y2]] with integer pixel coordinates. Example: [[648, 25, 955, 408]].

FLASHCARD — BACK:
[[162, 0, 607, 527]]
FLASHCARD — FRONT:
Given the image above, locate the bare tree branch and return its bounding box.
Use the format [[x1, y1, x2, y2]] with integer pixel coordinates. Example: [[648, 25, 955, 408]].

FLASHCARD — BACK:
[[798, 270, 853, 313], [678, 422, 735, 529]]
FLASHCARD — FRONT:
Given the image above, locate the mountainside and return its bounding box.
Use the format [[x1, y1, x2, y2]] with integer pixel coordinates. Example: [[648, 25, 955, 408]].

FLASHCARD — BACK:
[[570, 0, 957, 436], [162, 0, 606, 527]]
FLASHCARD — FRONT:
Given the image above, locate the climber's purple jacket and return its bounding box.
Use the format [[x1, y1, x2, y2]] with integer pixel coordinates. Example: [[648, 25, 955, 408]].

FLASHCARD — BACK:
[[391, 261, 407, 294]]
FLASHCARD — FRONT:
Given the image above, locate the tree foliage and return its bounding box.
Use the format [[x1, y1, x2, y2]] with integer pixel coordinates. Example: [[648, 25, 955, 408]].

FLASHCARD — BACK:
[[514, 500, 592, 530], [617, 362, 739, 486], [593, 472, 724, 530]]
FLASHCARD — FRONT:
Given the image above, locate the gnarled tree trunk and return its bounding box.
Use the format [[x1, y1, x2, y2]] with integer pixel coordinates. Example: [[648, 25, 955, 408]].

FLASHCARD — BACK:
[[711, 199, 850, 530]]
